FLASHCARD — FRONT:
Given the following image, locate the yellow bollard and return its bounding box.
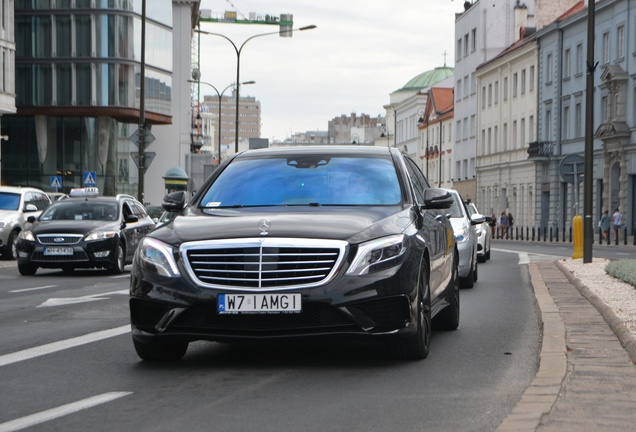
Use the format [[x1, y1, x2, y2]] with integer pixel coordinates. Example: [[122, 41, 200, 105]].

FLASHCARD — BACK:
[[572, 214, 583, 259]]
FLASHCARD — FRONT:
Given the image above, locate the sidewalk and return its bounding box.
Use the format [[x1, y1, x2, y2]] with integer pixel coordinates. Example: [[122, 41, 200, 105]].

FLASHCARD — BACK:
[[498, 261, 636, 431]]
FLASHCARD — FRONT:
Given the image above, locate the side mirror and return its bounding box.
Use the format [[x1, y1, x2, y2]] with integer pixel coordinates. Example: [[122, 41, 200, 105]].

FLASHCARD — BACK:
[[24, 203, 39, 212], [422, 188, 453, 210], [162, 190, 188, 212], [125, 214, 139, 223], [470, 213, 486, 225], [27, 216, 36, 223]]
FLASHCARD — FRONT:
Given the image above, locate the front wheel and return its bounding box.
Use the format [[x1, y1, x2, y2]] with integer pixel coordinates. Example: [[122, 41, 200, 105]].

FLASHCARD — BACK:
[[1, 230, 18, 260], [133, 338, 188, 361], [393, 264, 431, 360], [18, 262, 38, 276], [434, 253, 460, 331], [109, 243, 125, 274]]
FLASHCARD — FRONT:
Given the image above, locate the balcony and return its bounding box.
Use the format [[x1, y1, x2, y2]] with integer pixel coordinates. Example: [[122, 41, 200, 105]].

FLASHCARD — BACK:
[[527, 141, 554, 158]]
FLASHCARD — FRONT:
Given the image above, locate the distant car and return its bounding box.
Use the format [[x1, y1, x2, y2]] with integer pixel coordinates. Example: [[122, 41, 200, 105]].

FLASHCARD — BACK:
[[145, 205, 164, 222], [443, 189, 483, 288], [0, 186, 52, 260], [129, 146, 459, 361], [16, 188, 155, 275], [465, 201, 491, 263]]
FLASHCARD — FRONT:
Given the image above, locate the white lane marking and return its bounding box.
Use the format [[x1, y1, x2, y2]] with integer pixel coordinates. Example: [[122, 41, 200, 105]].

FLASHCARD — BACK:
[[37, 289, 129, 308], [109, 274, 130, 279], [9, 285, 57, 293], [0, 325, 130, 367], [0, 392, 133, 432], [518, 252, 530, 265]]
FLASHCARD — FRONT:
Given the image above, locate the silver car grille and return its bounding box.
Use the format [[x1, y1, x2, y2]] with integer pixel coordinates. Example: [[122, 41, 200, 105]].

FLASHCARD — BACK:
[[181, 238, 348, 291], [37, 234, 84, 245]]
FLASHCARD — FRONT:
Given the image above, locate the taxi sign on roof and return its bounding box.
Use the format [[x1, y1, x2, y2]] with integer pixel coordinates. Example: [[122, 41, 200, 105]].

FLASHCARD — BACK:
[[69, 187, 100, 197]]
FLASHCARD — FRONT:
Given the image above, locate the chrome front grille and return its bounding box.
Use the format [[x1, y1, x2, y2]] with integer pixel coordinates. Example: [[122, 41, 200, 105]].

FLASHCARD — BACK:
[[182, 238, 348, 291], [37, 234, 84, 245]]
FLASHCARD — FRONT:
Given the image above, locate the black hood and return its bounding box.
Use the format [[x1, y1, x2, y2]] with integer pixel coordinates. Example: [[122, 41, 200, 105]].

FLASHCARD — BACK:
[[31, 220, 120, 235], [150, 206, 413, 246]]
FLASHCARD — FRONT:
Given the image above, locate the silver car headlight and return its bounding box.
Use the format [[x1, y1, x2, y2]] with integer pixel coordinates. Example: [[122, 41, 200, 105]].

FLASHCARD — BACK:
[[18, 230, 35, 241], [85, 230, 118, 241], [347, 234, 406, 276], [455, 226, 470, 243], [136, 237, 180, 277]]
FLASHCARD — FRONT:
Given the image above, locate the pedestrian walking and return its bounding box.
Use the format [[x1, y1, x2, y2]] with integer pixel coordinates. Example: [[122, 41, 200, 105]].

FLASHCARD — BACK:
[[612, 208, 622, 245], [498, 211, 509, 239], [508, 213, 514, 238], [600, 210, 611, 243], [489, 213, 497, 238]]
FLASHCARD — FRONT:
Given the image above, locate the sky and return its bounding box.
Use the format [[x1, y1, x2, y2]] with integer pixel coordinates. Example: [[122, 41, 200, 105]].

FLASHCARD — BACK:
[[196, 0, 462, 142]]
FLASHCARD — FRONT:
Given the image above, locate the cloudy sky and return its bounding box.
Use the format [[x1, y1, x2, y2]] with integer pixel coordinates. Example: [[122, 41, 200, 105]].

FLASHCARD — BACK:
[[196, 0, 462, 141]]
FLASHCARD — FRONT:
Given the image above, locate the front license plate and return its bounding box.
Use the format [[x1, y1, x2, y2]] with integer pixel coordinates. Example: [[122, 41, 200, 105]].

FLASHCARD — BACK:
[[44, 247, 74, 256], [218, 293, 302, 314]]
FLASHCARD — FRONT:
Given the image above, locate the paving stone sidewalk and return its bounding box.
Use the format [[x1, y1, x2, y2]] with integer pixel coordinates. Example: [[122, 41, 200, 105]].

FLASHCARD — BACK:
[[499, 261, 636, 431]]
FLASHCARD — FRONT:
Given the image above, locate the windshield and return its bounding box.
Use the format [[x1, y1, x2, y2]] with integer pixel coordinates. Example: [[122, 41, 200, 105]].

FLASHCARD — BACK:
[[199, 155, 402, 207], [40, 201, 119, 221], [0, 192, 21, 211], [447, 193, 467, 218]]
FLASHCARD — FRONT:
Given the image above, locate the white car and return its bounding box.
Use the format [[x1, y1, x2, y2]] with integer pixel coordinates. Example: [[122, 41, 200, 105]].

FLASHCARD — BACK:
[[444, 189, 483, 288], [0, 186, 52, 260], [465, 201, 491, 263]]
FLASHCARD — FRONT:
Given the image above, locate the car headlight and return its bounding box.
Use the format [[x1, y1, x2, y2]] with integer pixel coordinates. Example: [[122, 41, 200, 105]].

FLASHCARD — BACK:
[[0, 221, 6, 229], [455, 226, 470, 243], [18, 230, 35, 241], [346, 235, 406, 276], [475, 227, 483, 237], [85, 230, 118, 242], [136, 237, 180, 277]]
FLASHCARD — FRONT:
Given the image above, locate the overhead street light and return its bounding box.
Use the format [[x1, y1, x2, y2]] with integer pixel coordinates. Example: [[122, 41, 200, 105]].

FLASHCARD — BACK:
[[196, 25, 317, 153], [188, 79, 255, 165]]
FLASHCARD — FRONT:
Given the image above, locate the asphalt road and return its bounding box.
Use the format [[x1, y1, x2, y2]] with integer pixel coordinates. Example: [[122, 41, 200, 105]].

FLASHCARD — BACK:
[[0, 251, 541, 432]]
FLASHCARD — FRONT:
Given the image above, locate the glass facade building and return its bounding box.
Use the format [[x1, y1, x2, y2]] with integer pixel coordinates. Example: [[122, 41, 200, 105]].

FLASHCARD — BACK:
[[2, 0, 173, 196]]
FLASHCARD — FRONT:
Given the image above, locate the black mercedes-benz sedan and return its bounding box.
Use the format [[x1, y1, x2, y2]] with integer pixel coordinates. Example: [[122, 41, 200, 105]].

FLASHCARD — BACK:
[[16, 188, 155, 275], [129, 146, 459, 361]]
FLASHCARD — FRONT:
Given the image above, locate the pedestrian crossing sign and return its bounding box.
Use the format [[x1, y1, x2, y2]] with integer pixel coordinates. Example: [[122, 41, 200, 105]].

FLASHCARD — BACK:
[[84, 171, 96, 186], [50, 176, 62, 189]]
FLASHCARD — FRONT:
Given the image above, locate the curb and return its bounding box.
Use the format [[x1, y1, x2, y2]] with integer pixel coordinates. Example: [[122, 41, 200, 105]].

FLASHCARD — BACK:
[[555, 259, 636, 364], [496, 262, 566, 431]]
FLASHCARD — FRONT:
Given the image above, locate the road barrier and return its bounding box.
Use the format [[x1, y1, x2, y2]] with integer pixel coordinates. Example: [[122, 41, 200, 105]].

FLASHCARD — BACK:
[[495, 225, 632, 245]]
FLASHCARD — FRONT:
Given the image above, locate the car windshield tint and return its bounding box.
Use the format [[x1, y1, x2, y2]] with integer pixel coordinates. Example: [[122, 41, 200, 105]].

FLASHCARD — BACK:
[[0, 192, 21, 210], [447, 195, 465, 218], [200, 155, 402, 207], [40, 201, 119, 221]]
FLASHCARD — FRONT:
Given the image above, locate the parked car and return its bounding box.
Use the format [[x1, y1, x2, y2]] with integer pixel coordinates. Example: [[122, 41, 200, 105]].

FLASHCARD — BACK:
[[443, 189, 483, 288], [465, 201, 491, 263], [16, 187, 155, 275], [0, 186, 52, 260], [129, 146, 459, 361]]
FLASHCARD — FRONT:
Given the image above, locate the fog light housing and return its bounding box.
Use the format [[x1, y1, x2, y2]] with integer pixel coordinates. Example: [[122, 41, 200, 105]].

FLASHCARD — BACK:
[[94, 250, 111, 258]]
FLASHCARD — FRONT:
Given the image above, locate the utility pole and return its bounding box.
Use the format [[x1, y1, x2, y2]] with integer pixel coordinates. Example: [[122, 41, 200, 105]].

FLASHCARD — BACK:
[[137, 0, 146, 203], [583, 1, 597, 263]]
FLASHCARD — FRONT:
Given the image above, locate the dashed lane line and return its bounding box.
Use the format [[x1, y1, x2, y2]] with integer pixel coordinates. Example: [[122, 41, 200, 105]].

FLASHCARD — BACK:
[[0, 392, 133, 432], [0, 325, 130, 368], [8, 285, 57, 293]]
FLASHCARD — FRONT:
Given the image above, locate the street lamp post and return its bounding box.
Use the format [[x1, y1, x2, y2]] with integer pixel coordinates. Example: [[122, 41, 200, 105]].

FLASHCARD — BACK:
[[188, 80, 255, 165], [197, 25, 316, 153]]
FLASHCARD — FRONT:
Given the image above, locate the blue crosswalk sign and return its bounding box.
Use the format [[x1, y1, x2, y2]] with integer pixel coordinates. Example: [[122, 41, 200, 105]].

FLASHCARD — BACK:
[[84, 171, 96, 186], [50, 176, 62, 189]]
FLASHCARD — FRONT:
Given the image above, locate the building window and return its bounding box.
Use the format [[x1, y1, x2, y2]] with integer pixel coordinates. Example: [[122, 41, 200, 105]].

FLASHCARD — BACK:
[[576, 43, 583, 74], [494, 80, 499, 103], [575, 103, 582, 138], [601, 95, 609, 121], [520, 117, 526, 147], [545, 108, 552, 141], [563, 105, 570, 140], [617, 25, 625, 60], [464, 75, 469, 98], [546, 53, 553, 83], [488, 83, 492, 106], [470, 114, 476, 137], [528, 116, 534, 142], [456, 78, 462, 100], [464, 34, 469, 57], [512, 120, 517, 149], [471, 28, 477, 52], [503, 76, 508, 101], [521, 69, 526, 94], [481, 129, 486, 155], [503, 122, 508, 151], [602, 31, 610, 64], [482, 86, 486, 108], [470, 72, 476, 94], [494, 125, 498, 152], [456, 119, 461, 141], [456, 39, 462, 60], [529, 65, 535, 91], [564, 48, 571, 79], [487, 127, 491, 154], [513, 72, 518, 97]]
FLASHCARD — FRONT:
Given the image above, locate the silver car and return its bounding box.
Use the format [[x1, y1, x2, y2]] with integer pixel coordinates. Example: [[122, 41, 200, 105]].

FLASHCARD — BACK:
[[444, 189, 483, 288], [465, 201, 491, 263], [0, 186, 52, 260]]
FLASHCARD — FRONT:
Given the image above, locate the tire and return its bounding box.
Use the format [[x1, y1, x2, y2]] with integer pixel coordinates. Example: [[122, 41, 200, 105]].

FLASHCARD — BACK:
[[485, 247, 491, 260], [18, 262, 38, 276], [394, 264, 431, 360], [1, 230, 18, 260], [434, 253, 460, 331], [460, 260, 475, 288], [133, 338, 188, 361], [478, 253, 486, 264], [109, 243, 126, 274], [473, 257, 478, 282]]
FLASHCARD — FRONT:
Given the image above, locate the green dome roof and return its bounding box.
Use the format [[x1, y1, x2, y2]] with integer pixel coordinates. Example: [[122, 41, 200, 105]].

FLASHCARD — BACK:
[[398, 66, 454, 92], [163, 166, 189, 180]]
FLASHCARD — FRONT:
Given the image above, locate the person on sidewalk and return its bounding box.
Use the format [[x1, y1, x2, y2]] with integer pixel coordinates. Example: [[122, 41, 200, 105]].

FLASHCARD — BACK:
[[600, 209, 611, 244], [508, 212, 514, 239], [489, 213, 497, 239], [612, 208, 622, 245], [498, 211, 509, 239]]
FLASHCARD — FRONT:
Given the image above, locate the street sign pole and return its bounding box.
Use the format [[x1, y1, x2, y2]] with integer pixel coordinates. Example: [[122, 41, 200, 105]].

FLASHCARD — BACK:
[[583, 0, 596, 263], [138, 0, 146, 204]]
